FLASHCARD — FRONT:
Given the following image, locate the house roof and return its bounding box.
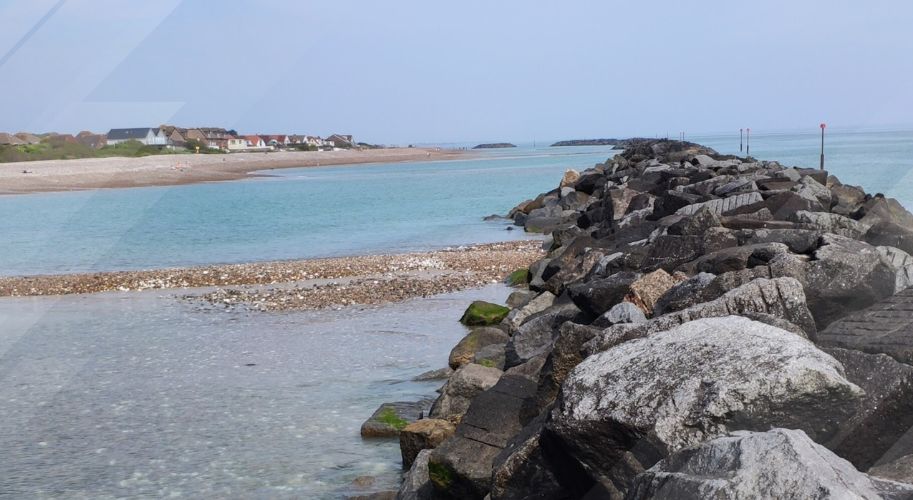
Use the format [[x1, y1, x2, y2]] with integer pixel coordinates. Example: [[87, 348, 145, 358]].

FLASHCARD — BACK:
[[14, 132, 41, 144], [0, 133, 25, 145], [107, 128, 158, 140], [245, 135, 263, 143]]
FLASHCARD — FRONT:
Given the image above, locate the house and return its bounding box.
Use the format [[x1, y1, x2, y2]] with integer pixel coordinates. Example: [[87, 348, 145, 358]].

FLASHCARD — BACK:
[[47, 134, 79, 146], [259, 135, 289, 148], [327, 134, 355, 148], [244, 135, 267, 149], [14, 132, 41, 144], [106, 127, 168, 146], [227, 138, 249, 151], [0, 132, 24, 145], [168, 129, 187, 148], [288, 134, 306, 145], [75, 132, 107, 149], [186, 128, 232, 150]]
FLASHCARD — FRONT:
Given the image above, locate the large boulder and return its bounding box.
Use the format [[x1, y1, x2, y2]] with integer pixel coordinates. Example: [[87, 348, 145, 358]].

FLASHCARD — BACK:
[[550, 317, 862, 494], [624, 269, 678, 316], [792, 210, 868, 238], [428, 375, 537, 499], [652, 272, 716, 315], [400, 419, 456, 469], [818, 287, 913, 364], [489, 415, 575, 500], [448, 327, 510, 370], [505, 302, 582, 367], [502, 292, 555, 333], [361, 400, 432, 438], [870, 455, 913, 484], [825, 347, 913, 470], [867, 220, 913, 256], [429, 364, 502, 422], [676, 191, 763, 216], [460, 301, 511, 326], [628, 429, 913, 500], [398, 449, 434, 500], [566, 271, 640, 317]]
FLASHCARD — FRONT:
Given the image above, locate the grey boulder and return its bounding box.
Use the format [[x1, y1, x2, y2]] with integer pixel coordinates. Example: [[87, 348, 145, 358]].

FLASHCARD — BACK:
[[628, 429, 913, 500]]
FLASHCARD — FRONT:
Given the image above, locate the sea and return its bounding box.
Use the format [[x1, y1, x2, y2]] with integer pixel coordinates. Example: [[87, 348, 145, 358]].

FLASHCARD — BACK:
[[1, 129, 912, 498]]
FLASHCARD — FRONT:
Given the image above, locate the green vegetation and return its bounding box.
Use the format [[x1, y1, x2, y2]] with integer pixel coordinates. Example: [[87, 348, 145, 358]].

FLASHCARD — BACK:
[[507, 268, 530, 287], [478, 358, 496, 368], [0, 138, 224, 163], [459, 301, 511, 326], [183, 139, 226, 154], [428, 461, 454, 489], [376, 407, 409, 431]]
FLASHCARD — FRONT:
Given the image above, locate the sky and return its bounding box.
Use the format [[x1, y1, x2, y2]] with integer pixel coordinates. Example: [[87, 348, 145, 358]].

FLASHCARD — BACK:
[[1, 0, 912, 144]]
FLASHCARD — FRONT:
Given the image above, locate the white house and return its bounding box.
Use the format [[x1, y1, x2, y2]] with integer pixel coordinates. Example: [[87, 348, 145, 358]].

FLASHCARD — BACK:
[[106, 128, 168, 146], [227, 138, 248, 151]]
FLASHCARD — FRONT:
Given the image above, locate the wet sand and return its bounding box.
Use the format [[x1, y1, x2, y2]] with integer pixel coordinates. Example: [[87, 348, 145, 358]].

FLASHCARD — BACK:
[[0, 241, 544, 310], [0, 148, 464, 195]]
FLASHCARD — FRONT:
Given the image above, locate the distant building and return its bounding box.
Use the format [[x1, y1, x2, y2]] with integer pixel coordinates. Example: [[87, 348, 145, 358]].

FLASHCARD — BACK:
[[327, 134, 354, 148], [0, 132, 24, 145], [106, 128, 168, 146], [186, 128, 232, 150], [75, 131, 107, 149], [244, 135, 267, 149], [227, 138, 249, 151], [47, 134, 79, 146], [259, 135, 289, 148], [14, 132, 41, 144]]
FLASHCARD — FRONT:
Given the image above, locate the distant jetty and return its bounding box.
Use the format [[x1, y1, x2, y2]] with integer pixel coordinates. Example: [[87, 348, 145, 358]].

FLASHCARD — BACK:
[[550, 138, 625, 147], [472, 143, 516, 149]]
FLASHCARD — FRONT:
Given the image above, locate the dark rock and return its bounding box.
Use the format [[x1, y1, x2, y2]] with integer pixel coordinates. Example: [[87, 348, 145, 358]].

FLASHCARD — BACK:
[[398, 449, 434, 500], [831, 184, 867, 216], [503, 291, 556, 333], [734, 228, 823, 254], [413, 366, 454, 381], [490, 415, 573, 500], [429, 364, 502, 421], [866, 220, 913, 256], [640, 235, 705, 272], [676, 192, 764, 216], [819, 287, 913, 364], [761, 191, 822, 220], [870, 455, 913, 484], [428, 375, 537, 499], [857, 196, 913, 229], [678, 242, 789, 275], [361, 400, 433, 438], [566, 271, 640, 317], [505, 289, 537, 309], [653, 272, 716, 315], [824, 347, 913, 470], [666, 206, 720, 236], [550, 317, 862, 495], [505, 302, 582, 367], [628, 429, 913, 500]]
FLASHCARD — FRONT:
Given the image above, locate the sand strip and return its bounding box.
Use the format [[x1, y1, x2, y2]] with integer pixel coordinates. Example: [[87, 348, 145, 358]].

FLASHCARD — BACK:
[[0, 147, 464, 195]]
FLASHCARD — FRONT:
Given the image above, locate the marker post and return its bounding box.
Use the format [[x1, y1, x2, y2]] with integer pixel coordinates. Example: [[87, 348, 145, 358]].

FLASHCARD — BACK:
[[820, 123, 826, 170]]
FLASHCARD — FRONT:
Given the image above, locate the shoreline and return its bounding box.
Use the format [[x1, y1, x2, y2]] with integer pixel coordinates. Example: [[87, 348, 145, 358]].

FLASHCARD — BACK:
[[0, 147, 465, 195], [0, 240, 544, 309]]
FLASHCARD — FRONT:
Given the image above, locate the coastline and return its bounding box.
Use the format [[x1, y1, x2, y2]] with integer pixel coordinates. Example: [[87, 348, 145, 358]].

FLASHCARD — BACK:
[[0, 147, 465, 195], [0, 240, 543, 309]]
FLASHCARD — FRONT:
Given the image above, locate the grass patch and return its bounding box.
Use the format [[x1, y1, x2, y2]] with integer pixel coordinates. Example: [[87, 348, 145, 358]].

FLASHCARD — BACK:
[[506, 268, 530, 287], [460, 301, 511, 326], [478, 359, 496, 368], [377, 407, 409, 431], [428, 461, 454, 490]]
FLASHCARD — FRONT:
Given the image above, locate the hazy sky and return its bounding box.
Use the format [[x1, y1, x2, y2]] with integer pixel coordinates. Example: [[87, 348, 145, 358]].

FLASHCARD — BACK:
[[1, 0, 911, 144]]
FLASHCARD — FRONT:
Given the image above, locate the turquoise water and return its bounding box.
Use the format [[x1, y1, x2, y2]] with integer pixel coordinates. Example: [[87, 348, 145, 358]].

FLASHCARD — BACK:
[[0, 147, 615, 276]]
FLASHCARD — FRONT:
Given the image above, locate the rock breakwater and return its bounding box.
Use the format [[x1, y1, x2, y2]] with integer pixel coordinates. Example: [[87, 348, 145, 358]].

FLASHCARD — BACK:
[[390, 139, 913, 499]]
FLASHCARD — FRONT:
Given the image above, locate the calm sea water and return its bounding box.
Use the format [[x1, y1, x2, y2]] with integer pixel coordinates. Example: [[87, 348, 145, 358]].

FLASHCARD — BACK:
[[0, 146, 617, 277], [0, 284, 510, 499]]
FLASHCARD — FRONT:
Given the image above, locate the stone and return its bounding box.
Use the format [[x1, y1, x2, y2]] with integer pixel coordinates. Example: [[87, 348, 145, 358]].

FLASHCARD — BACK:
[[413, 366, 454, 381], [592, 301, 647, 328], [473, 343, 506, 370], [734, 227, 823, 253], [428, 375, 537, 499], [505, 302, 582, 367], [559, 186, 574, 198], [792, 210, 868, 238], [361, 400, 433, 438], [606, 188, 639, 220], [640, 235, 706, 272], [527, 322, 603, 423], [690, 154, 716, 166], [762, 191, 822, 220], [559, 169, 580, 188], [448, 327, 510, 370], [398, 449, 434, 500], [666, 206, 720, 236], [800, 234, 905, 328], [551, 317, 863, 494], [819, 287, 913, 364], [824, 347, 913, 470], [794, 175, 833, 208], [831, 184, 867, 216], [573, 171, 607, 194], [400, 419, 456, 468], [679, 242, 790, 275], [503, 292, 555, 333], [460, 301, 511, 326], [490, 416, 574, 500], [713, 178, 757, 196], [652, 272, 716, 315], [566, 271, 640, 317], [867, 221, 913, 256], [676, 191, 763, 216], [429, 363, 503, 422], [625, 269, 677, 315], [628, 429, 913, 500], [505, 289, 537, 308], [870, 455, 913, 484], [858, 196, 913, 229]]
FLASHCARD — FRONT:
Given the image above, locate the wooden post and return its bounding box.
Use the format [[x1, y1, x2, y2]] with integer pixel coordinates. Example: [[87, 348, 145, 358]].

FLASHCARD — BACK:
[[746, 128, 750, 157], [740, 128, 743, 152]]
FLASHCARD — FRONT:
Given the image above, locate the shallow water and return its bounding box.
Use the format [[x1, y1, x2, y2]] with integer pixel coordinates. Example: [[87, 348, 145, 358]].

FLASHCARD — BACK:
[[0, 284, 510, 499]]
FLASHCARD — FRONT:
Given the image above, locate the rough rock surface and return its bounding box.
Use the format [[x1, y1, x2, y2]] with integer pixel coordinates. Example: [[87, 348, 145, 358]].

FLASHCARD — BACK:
[[400, 419, 456, 468], [819, 287, 913, 364], [398, 449, 434, 500], [551, 317, 862, 493], [448, 327, 510, 370], [429, 364, 502, 422], [361, 400, 432, 438], [628, 429, 913, 500]]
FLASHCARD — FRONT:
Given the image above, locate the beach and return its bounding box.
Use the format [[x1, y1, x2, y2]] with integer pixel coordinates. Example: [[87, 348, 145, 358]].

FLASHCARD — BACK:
[[0, 147, 463, 194], [0, 240, 543, 310]]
